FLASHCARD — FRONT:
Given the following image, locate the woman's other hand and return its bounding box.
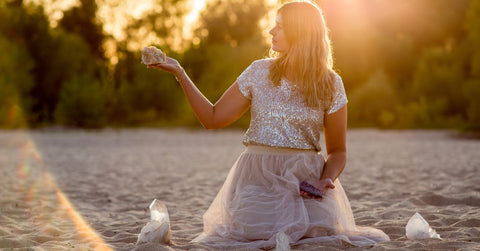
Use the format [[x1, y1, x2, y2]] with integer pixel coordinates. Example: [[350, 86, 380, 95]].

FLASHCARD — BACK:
[[300, 178, 335, 199]]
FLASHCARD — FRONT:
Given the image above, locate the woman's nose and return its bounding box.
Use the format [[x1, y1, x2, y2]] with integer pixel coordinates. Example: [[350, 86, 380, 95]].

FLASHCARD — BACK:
[[269, 27, 275, 36]]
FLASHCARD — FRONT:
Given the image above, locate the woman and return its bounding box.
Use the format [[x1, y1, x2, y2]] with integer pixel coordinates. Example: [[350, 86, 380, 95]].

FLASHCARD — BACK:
[[147, 1, 389, 249]]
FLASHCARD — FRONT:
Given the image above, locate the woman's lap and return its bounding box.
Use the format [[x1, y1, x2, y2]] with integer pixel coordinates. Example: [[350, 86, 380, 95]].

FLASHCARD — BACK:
[[192, 146, 389, 249]]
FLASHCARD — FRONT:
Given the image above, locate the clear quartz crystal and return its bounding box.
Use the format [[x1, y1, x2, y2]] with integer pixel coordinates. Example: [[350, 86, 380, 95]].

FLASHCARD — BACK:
[[137, 199, 171, 244], [275, 231, 291, 251], [405, 212, 441, 240]]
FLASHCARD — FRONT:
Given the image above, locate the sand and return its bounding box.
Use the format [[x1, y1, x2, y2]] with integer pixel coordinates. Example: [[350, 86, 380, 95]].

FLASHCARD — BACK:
[[1, 129, 479, 250]]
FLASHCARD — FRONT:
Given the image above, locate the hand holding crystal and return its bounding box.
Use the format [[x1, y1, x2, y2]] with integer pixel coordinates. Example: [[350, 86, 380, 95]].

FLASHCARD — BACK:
[[142, 46, 183, 77], [300, 178, 335, 199], [147, 57, 182, 75]]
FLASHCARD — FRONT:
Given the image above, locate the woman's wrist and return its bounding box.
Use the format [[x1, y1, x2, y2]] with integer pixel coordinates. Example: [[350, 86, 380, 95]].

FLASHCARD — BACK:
[[174, 66, 185, 82], [320, 176, 335, 183]]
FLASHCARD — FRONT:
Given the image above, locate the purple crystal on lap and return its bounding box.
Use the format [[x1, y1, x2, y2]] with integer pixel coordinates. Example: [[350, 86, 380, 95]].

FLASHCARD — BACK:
[[300, 181, 323, 198]]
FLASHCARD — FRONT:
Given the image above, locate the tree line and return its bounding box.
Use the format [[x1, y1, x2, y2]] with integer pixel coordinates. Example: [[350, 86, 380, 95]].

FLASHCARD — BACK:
[[0, 0, 479, 130]]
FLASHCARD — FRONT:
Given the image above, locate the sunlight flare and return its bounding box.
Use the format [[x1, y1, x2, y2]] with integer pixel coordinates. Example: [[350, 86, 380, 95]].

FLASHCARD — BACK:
[[10, 133, 113, 250], [184, 0, 207, 39]]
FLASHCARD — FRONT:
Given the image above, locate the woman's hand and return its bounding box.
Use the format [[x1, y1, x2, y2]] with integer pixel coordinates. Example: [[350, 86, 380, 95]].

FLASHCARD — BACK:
[[146, 57, 182, 76], [300, 178, 335, 199]]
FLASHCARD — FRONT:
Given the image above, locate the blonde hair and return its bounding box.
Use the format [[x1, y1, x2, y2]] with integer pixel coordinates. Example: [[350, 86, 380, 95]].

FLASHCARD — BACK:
[[269, 1, 337, 109]]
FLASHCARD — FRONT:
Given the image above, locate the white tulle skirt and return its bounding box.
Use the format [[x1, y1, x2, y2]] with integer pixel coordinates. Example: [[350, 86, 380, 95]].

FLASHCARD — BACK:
[[192, 145, 389, 249]]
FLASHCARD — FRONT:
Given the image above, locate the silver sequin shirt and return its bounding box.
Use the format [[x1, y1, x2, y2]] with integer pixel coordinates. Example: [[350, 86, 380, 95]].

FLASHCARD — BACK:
[[237, 59, 348, 151]]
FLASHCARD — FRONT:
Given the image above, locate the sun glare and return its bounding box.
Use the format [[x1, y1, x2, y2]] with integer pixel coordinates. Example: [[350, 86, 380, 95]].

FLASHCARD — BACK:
[[24, 0, 80, 27], [24, 0, 286, 61], [28, 0, 206, 49], [184, 0, 207, 39], [97, 0, 156, 41], [9, 133, 113, 250]]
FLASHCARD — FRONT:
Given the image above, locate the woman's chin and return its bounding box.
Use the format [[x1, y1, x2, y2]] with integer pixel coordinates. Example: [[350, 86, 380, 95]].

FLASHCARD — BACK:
[[270, 47, 282, 53]]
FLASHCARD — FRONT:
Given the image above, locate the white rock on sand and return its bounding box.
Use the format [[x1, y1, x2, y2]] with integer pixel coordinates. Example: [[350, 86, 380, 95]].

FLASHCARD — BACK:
[[0, 129, 479, 250]]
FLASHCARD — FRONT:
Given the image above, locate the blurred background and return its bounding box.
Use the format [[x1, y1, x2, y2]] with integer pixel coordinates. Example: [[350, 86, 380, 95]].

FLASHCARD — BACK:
[[1, 0, 479, 130]]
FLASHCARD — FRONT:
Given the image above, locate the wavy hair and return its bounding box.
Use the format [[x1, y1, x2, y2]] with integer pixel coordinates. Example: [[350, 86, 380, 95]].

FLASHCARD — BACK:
[[269, 1, 337, 109]]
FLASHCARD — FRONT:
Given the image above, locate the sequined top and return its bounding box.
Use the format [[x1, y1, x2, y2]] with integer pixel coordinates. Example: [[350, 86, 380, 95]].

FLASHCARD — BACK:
[[237, 59, 347, 151]]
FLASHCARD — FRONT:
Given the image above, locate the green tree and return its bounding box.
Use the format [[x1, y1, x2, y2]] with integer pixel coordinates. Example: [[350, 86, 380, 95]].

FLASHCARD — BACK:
[[110, 0, 189, 126], [0, 1, 111, 126], [196, 0, 268, 45], [0, 36, 34, 128], [463, 0, 480, 129], [59, 0, 106, 60], [410, 46, 468, 125], [348, 70, 398, 128], [0, 3, 59, 123], [52, 31, 114, 128], [123, 0, 187, 51], [112, 58, 185, 126], [54, 75, 110, 128]]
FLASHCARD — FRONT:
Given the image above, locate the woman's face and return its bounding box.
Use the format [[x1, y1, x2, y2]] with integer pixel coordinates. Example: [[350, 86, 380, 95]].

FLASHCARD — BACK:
[[269, 13, 289, 53]]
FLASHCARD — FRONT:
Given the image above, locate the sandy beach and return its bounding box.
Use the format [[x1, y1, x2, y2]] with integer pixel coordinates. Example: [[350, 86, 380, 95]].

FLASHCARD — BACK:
[[1, 129, 479, 250]]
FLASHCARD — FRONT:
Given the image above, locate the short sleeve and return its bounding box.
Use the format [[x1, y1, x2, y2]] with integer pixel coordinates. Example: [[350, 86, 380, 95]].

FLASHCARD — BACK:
[[327, 74, 348, 114], [236, 63, 256, 100]]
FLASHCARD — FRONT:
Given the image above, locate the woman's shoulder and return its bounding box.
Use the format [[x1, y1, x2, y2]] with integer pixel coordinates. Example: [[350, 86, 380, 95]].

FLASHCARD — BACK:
[[331, 71, 342, 83], [249, 58, 274, 70], [253, 57, 275, 64], [237, 58, 273, 98], [239, 58, 273, 80]]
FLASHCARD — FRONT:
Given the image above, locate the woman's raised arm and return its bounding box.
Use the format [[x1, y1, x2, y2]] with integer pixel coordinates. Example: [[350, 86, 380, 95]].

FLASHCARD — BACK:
[[148, 57, 251, 129]]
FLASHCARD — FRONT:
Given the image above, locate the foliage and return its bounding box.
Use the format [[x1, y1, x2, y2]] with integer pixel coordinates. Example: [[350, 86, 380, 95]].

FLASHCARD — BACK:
[[113, 54, 185, 125], [59, 0, 106, 60], [0, 36, 34, 128], [462, 79, 480, 130], [410, 46, 468, 123], [348, 70, 398, 128], [54, 75, 110, 128], [0, 3, 55, 123], [463, 0, 480, 129], [321, 0, 477, 129], [196, 0, 267, 45], [123, 0, 187, 51], [1, 0, 480, 130]]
